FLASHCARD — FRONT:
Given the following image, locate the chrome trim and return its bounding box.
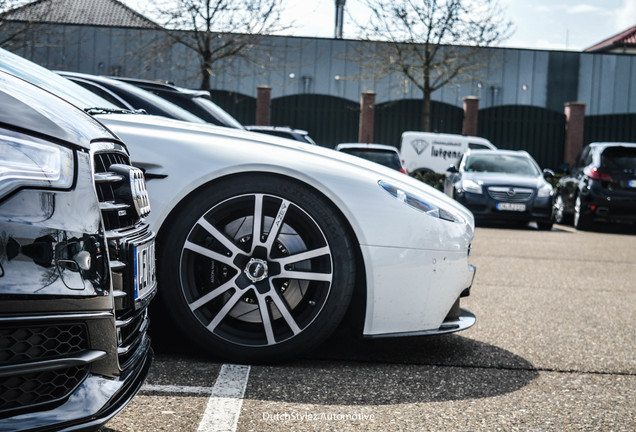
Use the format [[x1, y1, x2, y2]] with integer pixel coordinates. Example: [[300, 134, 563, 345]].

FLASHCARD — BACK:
[[0, 312, 113, 323], [110, 260, 125, 271], [100, 201, 130, 212], [94, 172, 124, 183], [117, 315, 149, 356], [105, 223, 150, 242], [109, 164, 151, 218]]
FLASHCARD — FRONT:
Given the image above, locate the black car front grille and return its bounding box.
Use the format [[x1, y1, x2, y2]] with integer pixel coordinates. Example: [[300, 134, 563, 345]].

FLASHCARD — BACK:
[[0, 366, 87, 415], [93, 151, 138, 231], [0, 324, 88, 363], [117, 308, 150, 370], [92, 144, 154, 373], [0, 323, 90, 415]]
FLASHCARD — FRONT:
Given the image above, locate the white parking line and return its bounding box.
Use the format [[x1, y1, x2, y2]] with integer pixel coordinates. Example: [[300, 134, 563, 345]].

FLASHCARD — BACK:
[[197, 364, 251, 432], [141, 384, 215, 394]]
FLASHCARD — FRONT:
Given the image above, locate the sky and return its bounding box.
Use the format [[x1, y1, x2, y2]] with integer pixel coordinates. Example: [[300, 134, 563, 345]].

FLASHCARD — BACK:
[[125, 0, 636, 52]]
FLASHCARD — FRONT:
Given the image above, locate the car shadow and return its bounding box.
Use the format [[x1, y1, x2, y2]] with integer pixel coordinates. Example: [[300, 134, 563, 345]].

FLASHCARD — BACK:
[[241, 329, 540, 405]]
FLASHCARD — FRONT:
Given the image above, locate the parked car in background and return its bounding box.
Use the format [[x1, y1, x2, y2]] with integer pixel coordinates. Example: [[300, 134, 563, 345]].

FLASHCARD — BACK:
[[2, 48, 477, 364], [246, 125, 317, 145], [119, 78, 317, 145], [401, 131, 496, 175], [58, 71, 207, 124], [444, 149, 555, 230], [0, 72, 155, 430], [114, 76, 245, 129], [73, 73, 317, 145], [336, 143, 407, 174], [553, 142, 636, 230]]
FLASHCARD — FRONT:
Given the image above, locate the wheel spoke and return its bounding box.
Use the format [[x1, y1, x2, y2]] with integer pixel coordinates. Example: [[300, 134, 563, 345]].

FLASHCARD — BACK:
[[263, 199, 290, 252], [206, 288, 245, 332], [256, 292, 276, 345], [188, 276, 238, 311], [269, 285, 302, 335], [251, 194, 264, 253], [196, 216, 243, 257], [184, 240, 235, 267], [273, 246, 331, 267], [277, 269, 333, 283]]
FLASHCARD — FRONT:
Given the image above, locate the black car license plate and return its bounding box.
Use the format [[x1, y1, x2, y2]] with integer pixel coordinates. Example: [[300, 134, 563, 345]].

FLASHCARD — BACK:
[[133, 239, 156, 300]]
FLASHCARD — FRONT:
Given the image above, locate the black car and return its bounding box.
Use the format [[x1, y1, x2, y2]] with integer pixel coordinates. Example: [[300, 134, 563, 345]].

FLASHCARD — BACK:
[[553, 142, 636, 230], [57, 71, 207, 124], [444, 149, 555, 230], [114, 76, 245, 129], [0, 72, 156, 430]]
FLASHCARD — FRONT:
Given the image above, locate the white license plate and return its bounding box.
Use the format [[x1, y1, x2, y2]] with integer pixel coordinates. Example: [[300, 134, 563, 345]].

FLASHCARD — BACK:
[[496, 202, 526, 212], [134, 240, 156, 300], [628, 179, 636, 188]]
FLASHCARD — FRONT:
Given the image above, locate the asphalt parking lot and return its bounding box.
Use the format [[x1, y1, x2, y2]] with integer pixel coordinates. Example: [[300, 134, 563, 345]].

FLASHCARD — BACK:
[[101, 223, 635, 432]]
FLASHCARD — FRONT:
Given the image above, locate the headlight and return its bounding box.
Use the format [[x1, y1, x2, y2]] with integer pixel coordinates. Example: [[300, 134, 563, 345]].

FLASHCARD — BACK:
[[461, 179, 483, 194], [537, 183, 554, 197], [0, 132, 74, 200], [379, 180, 461, 223]]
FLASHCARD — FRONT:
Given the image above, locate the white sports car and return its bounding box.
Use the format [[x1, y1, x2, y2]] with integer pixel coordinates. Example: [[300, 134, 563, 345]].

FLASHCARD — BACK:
[[1, 49, 476, 362]]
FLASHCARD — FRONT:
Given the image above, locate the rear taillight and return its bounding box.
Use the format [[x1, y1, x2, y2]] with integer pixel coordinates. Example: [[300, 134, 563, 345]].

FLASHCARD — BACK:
[[398, 167, 408, 175], [584, 167, 613, 182]]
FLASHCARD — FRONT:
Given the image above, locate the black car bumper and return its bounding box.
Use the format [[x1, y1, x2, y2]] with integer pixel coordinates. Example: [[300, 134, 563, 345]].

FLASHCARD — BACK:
[[0, 325, 152, 432], [456, 191, 553, 223], [579, 189, 636, 223]]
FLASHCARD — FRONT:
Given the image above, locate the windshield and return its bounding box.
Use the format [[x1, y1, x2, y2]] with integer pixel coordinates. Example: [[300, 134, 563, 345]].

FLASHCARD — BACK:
[[0, 49, 120, 111], [195, 96, 244, 129], [106, 80, 206, 123], [464, 153, 540, 176], [601, 146, 636, 170]]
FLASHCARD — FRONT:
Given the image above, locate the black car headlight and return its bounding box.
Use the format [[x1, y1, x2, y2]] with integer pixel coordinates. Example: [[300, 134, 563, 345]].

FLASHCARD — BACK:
[[0, 131, 74, 200], [379, 180, 461, 223]]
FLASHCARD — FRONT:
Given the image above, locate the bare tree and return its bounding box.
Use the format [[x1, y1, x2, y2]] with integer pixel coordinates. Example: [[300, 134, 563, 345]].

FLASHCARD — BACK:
[[0, 0, 47, 49], [152, 0, 290, 91], [355, 0, 513, 131]]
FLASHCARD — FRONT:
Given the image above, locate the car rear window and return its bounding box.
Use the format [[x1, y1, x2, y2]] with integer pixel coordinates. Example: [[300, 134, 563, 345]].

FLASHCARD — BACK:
[[601, 146, 636, 170], [341, 148, 402, 170]]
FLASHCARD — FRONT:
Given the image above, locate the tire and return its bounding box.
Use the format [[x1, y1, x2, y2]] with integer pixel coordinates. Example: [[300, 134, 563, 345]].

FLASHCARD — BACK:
[[157, 175, 356, 363], [573, 195, 592, 231], [552, 193, 567, 224]]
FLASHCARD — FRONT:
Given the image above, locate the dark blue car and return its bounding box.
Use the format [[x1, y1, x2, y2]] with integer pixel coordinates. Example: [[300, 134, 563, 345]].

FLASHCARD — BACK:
[[444, 149, 555, 230]]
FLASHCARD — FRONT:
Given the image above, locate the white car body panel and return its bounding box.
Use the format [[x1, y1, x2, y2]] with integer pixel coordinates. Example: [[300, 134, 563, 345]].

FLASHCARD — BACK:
[[97, 113, 476, 336]]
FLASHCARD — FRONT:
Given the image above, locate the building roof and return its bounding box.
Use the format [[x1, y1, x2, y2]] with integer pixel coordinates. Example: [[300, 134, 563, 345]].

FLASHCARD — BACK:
[[584, 25, 636, 53], [2, 0, 160, 29]]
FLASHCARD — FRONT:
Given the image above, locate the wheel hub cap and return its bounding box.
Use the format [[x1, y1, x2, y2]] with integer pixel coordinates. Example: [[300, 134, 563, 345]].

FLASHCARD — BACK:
[[245, 257, 268, 283]]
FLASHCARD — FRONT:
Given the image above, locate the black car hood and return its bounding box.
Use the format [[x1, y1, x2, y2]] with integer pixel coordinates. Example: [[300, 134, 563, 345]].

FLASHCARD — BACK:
[[0, 72, 116, 149], [462, 172, 545, 188]]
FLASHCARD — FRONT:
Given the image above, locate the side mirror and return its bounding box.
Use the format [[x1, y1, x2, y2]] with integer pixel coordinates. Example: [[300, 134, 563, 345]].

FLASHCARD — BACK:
[[446, 165, 458, 174], [543, 168, 555, 179]]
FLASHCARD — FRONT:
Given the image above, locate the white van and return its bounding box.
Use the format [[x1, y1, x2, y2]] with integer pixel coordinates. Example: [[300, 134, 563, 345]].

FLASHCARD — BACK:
[[400, 132, 496, 174]]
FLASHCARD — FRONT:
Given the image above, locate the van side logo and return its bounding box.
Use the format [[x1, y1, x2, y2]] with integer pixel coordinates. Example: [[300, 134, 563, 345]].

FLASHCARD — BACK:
[[411, 139, 429, 155]]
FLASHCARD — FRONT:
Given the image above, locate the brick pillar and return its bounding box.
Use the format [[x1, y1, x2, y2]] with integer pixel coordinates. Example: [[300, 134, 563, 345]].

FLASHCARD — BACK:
[[358, 91, 375, 143], [564, 102, 585, 165], [462, 96, 479, 136], [255, 85, 271, 126]]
